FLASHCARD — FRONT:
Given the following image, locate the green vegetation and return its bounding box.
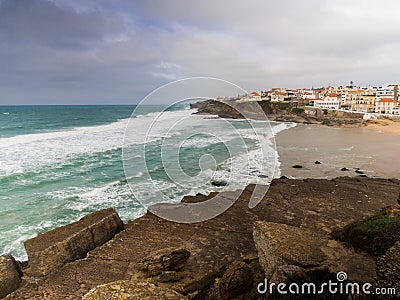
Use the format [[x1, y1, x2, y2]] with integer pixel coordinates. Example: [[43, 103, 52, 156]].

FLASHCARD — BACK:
[[257, 100, 274, 114], [291, 107, 305, 115], [332, 209, 400, 256], [276, 102, 291, 110], [257, 100, 293, 115], [321, 120, 331, 125]]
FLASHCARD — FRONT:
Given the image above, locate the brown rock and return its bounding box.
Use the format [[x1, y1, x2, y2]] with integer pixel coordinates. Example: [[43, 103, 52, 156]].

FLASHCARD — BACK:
[[133, 248, 190, 277], [254, 221, 376, 283], [24, 208, 124, 277], [160, 271, 183, 283], [216, 260, 253, 300], [83, 280, 187, 300], [0, 254, 21, 299], [6, 177, 400, 299], [253, 222, 327, 281], [376, 241, 400, 294]]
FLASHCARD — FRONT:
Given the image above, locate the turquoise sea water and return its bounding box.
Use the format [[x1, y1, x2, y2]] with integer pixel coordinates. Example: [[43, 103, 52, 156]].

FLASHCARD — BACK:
[[0, 105, 292, 260]]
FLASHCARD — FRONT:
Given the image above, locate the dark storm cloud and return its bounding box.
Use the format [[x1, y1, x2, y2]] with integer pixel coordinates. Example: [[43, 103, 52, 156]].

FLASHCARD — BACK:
[[0, 0, 163, 104], [1, 0, 400, 104], [0, 0, 123, 50]]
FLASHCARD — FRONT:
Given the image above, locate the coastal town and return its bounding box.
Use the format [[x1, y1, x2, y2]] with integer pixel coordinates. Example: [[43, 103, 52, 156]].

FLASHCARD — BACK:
[[233, 82, 400, 117]]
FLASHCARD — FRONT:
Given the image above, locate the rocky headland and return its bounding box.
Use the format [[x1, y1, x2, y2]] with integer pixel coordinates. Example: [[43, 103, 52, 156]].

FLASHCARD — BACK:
[[190, 99, 368, 127], [1, 177, 400, 299]]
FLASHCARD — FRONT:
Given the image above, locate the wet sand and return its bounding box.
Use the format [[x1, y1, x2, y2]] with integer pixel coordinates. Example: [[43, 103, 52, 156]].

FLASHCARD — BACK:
[[367, 119, 400, 136], [275, 124, 400, 179]]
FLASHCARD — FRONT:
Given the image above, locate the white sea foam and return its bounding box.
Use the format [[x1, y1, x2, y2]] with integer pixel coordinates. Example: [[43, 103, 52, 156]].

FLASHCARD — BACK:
[[0, 108, 296, 259], [0, 109, 197, 177], [0, 220, 59, 260]]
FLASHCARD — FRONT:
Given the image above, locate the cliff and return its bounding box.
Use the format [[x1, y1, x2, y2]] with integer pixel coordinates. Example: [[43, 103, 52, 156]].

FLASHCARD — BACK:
[[190, 99, 367, 127], [2, 177, 400, 299]]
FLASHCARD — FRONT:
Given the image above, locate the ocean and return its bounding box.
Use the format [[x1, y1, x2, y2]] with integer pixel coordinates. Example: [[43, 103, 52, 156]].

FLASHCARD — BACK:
[[0, 105, 294, 260]]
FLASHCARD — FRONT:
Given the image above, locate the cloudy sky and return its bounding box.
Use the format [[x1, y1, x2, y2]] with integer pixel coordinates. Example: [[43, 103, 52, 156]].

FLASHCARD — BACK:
[[1, 0, 400, 105]]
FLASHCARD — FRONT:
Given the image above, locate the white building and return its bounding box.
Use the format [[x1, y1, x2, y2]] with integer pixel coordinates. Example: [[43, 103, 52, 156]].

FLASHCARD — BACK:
[[301, 92, 317, 100], [370, 84, 398, 100], [314, 94, 341, 110], [238, 91, 262, 102], [270, 91, 287, 102], [248, 92, 261, 101], [375, 98, 400, 115]]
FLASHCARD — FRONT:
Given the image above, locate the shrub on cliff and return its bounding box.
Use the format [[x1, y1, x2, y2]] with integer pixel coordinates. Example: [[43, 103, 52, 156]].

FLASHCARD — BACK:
[[332, 206, 400, 256], [291, 107, 305, 115]]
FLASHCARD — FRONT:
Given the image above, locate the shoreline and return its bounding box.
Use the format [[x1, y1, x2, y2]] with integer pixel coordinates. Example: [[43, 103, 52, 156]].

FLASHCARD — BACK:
[[366, 118, 400, 136], [275, 122, 400, 179]]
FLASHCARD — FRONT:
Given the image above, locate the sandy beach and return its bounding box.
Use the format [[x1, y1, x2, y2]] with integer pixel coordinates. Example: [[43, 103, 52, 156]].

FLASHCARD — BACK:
[[366, 118, 400, 136], [275, 123, 400, 179]]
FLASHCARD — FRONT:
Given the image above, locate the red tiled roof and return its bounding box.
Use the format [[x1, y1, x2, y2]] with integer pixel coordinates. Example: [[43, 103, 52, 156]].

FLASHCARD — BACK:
[[327, 93, 340, 97], [348, 89, 366, 94], [378, 98, 397, 103]]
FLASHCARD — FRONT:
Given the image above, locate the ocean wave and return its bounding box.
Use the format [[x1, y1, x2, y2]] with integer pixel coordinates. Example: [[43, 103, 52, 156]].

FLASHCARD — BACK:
[[0, 107, 296, 259], [0, 109, 196, 177]]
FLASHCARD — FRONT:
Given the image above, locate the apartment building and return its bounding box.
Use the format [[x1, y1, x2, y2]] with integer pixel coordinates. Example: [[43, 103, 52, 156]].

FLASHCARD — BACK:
[[370, 84, 398, 100], [344, 89, 376, 112], [375, 98, 400, 115], [314, 93, 341, 110]]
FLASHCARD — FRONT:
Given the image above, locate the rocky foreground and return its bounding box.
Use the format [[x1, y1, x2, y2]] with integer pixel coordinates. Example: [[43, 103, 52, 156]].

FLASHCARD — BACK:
[[1, 177, 400, 299]]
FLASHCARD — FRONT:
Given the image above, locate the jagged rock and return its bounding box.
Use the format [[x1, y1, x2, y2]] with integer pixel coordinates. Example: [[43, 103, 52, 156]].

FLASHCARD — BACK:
[[375, 241, 400, 294], [253, 221, 327, 282], [160, 271, 182, 283], [24, 208, 124, 277], [6, 178, 400, 299], [133, 248, 190, 277], [253, 221, 376, 283], [215, 260, 253, 300], [83, 280, 187, 300], [0, 254, 21, 299], [355, 170, 365, 175]]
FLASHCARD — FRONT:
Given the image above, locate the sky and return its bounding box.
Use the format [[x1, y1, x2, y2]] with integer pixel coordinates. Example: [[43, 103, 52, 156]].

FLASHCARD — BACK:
[[1, 0, 400, 105]]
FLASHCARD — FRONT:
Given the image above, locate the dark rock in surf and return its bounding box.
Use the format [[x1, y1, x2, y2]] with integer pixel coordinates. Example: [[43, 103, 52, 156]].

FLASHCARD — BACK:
[[211, 181, 228, 187]]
